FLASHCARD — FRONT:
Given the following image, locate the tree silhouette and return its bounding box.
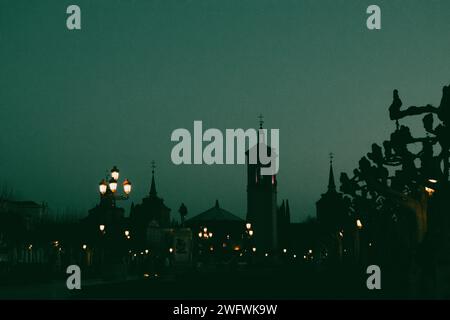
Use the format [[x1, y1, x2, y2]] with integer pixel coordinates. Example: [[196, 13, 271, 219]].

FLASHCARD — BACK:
[[340, 84, 450, 297]]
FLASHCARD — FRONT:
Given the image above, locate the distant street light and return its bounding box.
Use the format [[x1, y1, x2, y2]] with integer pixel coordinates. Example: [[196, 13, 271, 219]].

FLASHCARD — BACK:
[[356, 219, 363, 229], [99, 224, 105, 232], [425, 186, 435, 196], [198, 227, 213, 239]]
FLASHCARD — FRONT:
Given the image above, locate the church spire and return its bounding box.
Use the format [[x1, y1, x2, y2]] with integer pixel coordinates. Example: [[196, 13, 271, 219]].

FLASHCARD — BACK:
[[328, 153, 336, 192], [150, 160, 157, 196], [258, 113, 264, 129]]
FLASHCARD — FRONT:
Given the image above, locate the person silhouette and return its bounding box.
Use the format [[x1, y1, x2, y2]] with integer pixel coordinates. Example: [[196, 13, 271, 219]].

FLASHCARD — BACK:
[[389, 89, 438, 123], [389, 89, 402, 121]]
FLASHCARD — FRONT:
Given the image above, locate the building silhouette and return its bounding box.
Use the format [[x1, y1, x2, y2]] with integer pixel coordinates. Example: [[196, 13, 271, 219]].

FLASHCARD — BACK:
[[130, 165, 171, 246], [186, 200, 244, 258], [277, 199, 291, 250], [316, 155, 349, 261], [246, 120, 278, 251]]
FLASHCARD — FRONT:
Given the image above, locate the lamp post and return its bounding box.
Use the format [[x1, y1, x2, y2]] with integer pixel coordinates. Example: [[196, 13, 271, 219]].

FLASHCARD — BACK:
[[244, 222, 254, 255], [355, 219, 363, 264], [98, 166, 132, 207], [198, 227, 213, 262], [95, 166, 132, 271]]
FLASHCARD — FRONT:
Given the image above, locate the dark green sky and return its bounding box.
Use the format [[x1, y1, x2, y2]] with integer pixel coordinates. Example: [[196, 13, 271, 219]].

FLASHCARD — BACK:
[[1, 0, 449, 221]]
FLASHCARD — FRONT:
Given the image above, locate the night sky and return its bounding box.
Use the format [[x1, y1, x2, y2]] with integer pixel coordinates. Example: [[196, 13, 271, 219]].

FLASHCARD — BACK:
[[1, 0, 449, 221]]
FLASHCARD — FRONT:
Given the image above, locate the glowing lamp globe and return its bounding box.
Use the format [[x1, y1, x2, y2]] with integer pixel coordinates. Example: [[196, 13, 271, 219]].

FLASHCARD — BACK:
[[356, 219, 363, 229], [123, 179, 132, 195], [109, 178, 118, 193], [111, 166, 120, 181], [99, 180, 107, 195]]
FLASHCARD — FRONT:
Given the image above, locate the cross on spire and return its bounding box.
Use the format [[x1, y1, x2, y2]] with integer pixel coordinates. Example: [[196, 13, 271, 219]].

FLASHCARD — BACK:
[[258, 114, 264, 129]]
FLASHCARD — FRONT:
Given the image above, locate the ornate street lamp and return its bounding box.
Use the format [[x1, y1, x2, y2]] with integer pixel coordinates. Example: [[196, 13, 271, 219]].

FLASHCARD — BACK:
[[98, 166, 132, 201], [123, 179, 132, 195], [99, 179, 108, 195], [111, 166, 120, 181], [198, 227, 213, 239], [109, 177, 118, 193]]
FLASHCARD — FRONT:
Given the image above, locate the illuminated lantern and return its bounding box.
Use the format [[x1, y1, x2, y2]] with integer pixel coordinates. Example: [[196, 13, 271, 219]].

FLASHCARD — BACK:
[[356, 219, 363, 229], [123, 179, 132, 195], [109, 178, 118, 193], [111, 166, 120, 181], [99, 179, 107, 195]]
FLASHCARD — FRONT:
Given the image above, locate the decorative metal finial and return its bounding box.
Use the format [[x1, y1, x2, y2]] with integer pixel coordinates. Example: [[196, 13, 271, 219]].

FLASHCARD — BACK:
[[258, 114, 264, 129], [329, 152, 334, 164]]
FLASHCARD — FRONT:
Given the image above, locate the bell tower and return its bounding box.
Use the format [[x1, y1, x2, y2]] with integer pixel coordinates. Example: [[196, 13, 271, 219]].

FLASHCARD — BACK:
[[246, 115, 278, 251]]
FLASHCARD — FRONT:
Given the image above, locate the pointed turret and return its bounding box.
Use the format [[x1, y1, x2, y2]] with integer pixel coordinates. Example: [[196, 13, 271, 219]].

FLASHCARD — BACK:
[[150, 160, 157, 196], [328, 153, 336, 192], [279, 200, 285, 215]]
